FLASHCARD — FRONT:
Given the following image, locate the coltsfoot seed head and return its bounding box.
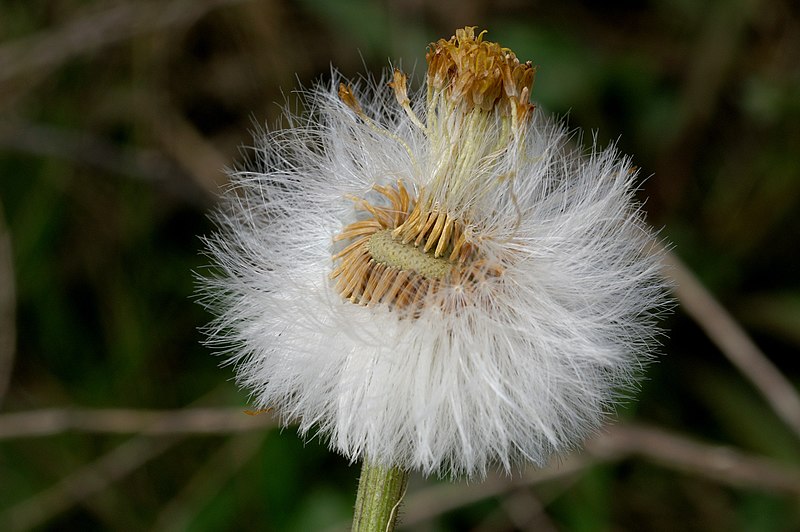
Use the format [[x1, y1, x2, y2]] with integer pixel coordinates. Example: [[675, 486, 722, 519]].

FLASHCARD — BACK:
[[201, 27, 670, 477]]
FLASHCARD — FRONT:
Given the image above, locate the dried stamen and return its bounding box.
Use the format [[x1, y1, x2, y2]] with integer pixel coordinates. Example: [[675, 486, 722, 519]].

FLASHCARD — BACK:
[[426, 26, 536, 120], [331, 181, 487, 310], [392, 199, 473, 263]]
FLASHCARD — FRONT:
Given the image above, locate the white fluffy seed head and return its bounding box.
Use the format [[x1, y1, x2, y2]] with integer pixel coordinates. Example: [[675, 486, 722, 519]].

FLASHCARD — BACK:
[[200, 28, 670, 478]]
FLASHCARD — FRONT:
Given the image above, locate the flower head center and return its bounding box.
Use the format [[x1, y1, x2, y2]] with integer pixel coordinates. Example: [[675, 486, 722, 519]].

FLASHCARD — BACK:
[[330, 182, 481, 310], [367, 229, 453, 280]]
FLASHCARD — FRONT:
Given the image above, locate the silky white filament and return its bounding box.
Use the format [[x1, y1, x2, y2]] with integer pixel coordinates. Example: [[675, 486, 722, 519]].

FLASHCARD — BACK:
[[200, 28, 669, 478]]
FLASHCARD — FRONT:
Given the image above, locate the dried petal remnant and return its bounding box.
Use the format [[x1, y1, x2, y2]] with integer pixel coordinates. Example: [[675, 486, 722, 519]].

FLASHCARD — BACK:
[[338, 83, 365, 116], [426, 26, 536, 119], [392, 199, 474, 264]]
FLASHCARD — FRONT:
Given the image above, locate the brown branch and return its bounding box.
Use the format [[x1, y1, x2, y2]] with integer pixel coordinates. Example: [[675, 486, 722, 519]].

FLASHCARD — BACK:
[[144, 98, 231, 198], [665, 251, 800, 439], [0, 407, 275, 440], [0, 122, 209, 206], [496, 489, 559, 532], [0, 404, 276, 530], [587, 424, 800, 496], [0, 0, 253, 86], [399, 424, 800, 527], [1, 433, 178, 531], [0, 202, 16, 408], [400, 456, 589, 528]]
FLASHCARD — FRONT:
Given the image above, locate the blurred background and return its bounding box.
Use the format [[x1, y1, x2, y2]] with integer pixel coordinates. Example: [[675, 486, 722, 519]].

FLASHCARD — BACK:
[[1, 0, 799, 530]]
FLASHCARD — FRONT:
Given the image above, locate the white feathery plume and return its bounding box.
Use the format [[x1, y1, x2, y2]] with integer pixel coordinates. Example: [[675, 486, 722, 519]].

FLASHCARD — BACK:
[[201, 27, 669, 478]]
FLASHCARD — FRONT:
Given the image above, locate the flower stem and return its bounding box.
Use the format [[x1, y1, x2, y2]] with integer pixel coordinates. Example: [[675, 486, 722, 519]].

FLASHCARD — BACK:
[[352, 459, 408, 532]]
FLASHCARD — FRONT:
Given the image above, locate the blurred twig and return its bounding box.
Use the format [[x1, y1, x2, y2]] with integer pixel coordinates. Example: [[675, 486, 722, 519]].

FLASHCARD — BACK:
[[0, 203, 15, 408], [0, 407, 275, 440], [495, 489, 558, 532], [1, 432, 179, 531], [399, 424, 800, 527], [0, 397, 276, 531], [665, 251, 800, 439], [2, 366, 795, 523], [587, 424, 800, 496], [0, 122, 209, 206], [400, 456, 589, 528], [145, 98, 231, 197], [0, 0, 253, 86]]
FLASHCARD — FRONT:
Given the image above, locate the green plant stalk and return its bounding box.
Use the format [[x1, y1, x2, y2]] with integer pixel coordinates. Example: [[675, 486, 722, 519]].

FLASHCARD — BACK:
[[352, 459, 409, 531]]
